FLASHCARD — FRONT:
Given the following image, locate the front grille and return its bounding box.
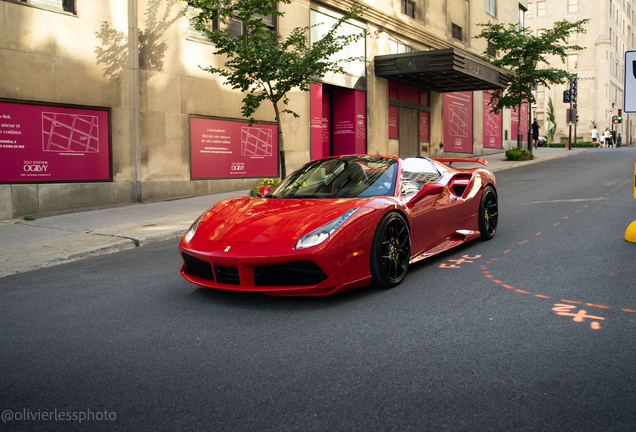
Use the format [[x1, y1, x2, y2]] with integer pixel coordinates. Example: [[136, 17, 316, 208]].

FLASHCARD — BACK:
[[182, 253, 214, 281], [215, 265, 240, 285], [254, 261, 328, 286]]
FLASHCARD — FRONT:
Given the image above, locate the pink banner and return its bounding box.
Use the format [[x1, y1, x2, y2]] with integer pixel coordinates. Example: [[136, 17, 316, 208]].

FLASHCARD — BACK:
[[398, 83, 420, 104], [310, 84, 326, 160], [420, 112, 429, 141], [322, 93, 331, 156], [420, 89, 429, 106], [333, 90, 366, 155], [0, 101, 111, 183], [389, 106, 398, 139], [388, 81, 398, 99], [511, 102, 529, 142], [443, 92, 473, 153], [190, 117, 278, 179], [483, 92, 502, 149]]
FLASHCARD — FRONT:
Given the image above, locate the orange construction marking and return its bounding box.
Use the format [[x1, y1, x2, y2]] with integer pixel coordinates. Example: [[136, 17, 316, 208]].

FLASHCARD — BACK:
[[591, 322, 601, 330], [560, 299, 582, 304], [535, 232, 542, 236], [560, 309, 605, 323], [504, 249, 511, 254], [563, 216, 569, 219], [493, 280, 502, 284], [503, 285, 515, 289], [519, 240, 529, 245], [554, 222, 561, 226], [586, 303, 610, 309], [486, 274, 494, 278], [623, 309, 636, 313], [584, 205, 589, 208], [515, 290, 530, 294], [535, 294, 551, 299], [574, 210, 581, 214]]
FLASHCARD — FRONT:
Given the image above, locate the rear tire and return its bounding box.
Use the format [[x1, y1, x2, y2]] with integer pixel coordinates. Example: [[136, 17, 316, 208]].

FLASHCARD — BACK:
[[370, 212, 411, 288], [478, 186, 498, 240]]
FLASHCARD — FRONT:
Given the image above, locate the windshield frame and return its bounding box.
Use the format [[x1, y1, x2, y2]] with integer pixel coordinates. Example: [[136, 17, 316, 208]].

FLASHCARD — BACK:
[[270, 155, 399, 199]]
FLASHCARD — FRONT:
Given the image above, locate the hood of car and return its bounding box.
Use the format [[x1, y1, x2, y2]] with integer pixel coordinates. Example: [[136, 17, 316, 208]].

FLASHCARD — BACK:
[[195, 197, 373, 243]]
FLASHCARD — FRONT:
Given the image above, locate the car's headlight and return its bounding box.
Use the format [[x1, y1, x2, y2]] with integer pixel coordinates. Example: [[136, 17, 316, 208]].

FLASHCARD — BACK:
[[295, 208, 360, 249], [184, 209, 210, 243]]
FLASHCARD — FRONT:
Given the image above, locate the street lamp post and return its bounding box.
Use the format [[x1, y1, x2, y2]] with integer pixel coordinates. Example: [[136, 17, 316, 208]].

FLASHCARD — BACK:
[[527, 59, 538, 154]]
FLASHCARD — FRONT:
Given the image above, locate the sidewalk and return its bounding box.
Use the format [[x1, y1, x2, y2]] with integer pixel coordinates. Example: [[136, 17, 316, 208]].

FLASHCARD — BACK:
[[0, 147, 587, 278]]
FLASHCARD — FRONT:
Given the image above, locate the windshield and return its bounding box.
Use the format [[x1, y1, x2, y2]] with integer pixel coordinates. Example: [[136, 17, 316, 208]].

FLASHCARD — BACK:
[[271, 156, 398, 198]]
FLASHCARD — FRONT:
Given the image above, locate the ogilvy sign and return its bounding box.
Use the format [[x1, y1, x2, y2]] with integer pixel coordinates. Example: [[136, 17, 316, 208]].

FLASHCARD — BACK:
[[189, 117, 278, 179], [0, 101, 111, 183]]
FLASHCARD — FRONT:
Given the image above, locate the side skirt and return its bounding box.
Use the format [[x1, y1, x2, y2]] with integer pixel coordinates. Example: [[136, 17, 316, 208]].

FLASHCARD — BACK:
[[409, 230, 480, 264]]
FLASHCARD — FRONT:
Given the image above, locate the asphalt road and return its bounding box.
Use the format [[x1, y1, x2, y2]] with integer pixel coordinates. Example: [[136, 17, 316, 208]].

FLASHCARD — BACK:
[[2, 148, 636, 431]]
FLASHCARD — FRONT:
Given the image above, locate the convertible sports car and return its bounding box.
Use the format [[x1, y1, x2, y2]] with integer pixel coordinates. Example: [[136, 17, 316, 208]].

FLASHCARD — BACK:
[[178, 155, 498, 296]]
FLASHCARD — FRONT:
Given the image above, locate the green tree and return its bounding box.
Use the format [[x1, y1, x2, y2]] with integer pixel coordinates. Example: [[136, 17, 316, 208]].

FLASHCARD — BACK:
[[546, 96, 556, 144], [475, 19, 588, 151], [186, 0, 366, 177]]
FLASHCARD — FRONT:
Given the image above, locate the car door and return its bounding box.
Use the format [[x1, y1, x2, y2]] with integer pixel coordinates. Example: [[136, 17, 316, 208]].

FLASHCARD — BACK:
[[402, 159, 457, 255]]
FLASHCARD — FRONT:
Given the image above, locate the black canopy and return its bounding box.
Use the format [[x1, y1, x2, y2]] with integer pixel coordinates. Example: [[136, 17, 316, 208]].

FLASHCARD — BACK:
[[374, 48, 508, 93]]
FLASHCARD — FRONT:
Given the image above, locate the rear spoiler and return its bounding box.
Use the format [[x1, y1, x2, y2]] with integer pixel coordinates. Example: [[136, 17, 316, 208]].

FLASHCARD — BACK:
[[433, 158, 488, 166]]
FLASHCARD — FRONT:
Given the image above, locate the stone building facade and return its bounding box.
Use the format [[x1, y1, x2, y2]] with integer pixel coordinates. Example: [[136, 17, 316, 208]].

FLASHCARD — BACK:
[[0, 0, 525, 220], [527, 0, 635, 144]]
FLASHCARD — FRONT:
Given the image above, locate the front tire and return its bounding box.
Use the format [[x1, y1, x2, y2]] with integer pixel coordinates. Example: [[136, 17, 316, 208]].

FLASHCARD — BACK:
[[370, 212, 411, 288], [478, 186, 498, 240]]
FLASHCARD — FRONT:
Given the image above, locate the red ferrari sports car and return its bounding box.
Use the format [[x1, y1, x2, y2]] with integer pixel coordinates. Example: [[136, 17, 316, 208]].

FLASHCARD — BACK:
[[178, 155, 498, 296]]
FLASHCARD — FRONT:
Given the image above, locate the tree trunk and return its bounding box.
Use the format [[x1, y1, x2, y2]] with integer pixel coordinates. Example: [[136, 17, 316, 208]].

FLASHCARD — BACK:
[[517, 102, 522, 148], [273, 101, 286, 179]]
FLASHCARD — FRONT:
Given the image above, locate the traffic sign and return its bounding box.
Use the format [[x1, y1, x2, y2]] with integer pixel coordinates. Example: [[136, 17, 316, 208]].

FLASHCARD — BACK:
[[608, 108, 614, 116], [624, 50, 636, 113]]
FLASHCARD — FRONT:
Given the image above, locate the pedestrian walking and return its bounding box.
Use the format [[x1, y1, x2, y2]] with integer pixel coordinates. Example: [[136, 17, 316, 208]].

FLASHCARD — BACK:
[[603, 128, 613, 148], [590, 126, 599, 147], [532, 119, 540, 149], [616, 133, 622, 147]]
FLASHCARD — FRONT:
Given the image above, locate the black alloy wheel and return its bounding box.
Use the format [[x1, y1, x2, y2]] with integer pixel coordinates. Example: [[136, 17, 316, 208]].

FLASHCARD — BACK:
[[478, 185, 498, 240], [370, 212, 411, 288]]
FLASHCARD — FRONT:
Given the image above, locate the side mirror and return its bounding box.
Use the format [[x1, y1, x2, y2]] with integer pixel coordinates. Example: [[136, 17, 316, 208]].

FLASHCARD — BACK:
[[407, 183, 445, 208], [258, 185, 272, 197]]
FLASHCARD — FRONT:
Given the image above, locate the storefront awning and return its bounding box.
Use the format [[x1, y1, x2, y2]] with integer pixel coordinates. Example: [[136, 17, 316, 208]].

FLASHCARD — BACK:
[[374, 48, 508, 93]]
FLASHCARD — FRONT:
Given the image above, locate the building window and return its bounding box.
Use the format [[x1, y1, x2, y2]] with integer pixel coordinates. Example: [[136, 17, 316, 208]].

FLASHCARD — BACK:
[[567, 54, 578, 70], [452, 24, 463, 41], [487, 42, 496, 58], [537, 1, 546, 16], [568, 32, 578, 43], [402, 0, 415, 18], [389, 39, 415, 54], [568, 0, 578, 13], [536, 84, 545, 100], [486, 0, 496, 17], [519, 4, 526, 29], [527, 2, 533, 19], [11, 0, 75, 13], [311, 8, 366, 77], [187, 5, 274, 44]]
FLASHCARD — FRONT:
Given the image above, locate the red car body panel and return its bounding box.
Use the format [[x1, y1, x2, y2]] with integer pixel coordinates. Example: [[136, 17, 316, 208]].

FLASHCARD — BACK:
[[178, 155, 496, 296]]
